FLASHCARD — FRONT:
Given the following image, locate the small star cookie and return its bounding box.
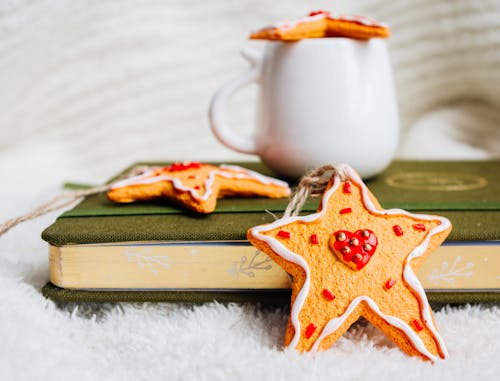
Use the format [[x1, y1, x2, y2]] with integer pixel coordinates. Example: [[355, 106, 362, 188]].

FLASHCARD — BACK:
[[250, 10, 390, 41], [247, 165, 451, 361], [107, 162, 290, 214]]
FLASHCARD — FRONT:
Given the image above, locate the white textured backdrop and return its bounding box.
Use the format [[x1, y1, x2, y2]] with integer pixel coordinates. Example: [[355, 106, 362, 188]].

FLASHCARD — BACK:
[[1, 1, 499, 380]]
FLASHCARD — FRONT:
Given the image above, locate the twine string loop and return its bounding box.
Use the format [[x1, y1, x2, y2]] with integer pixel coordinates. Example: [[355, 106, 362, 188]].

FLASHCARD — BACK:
[[283, 163, 349, 218], [0, 163, 350, 237], [0, 165, 149, 238]]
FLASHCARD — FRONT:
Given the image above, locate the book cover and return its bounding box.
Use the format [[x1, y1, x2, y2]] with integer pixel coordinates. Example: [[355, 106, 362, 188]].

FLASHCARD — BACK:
[[41, 160, 500, 304]]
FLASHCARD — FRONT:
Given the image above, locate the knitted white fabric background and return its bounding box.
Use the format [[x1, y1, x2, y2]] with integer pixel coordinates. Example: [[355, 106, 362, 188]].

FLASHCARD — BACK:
[[0, 1, 499, 380], [1, 0, 499, 182]]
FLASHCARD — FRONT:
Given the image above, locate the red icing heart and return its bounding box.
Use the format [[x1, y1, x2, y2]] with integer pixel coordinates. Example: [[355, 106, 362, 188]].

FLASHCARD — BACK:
[[329, 229, 378, 270], [166, 162, 202, 172]]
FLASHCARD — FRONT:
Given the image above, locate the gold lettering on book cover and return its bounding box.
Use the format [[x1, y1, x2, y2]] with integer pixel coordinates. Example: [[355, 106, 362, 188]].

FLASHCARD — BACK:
[[386, 172, 487, 191]]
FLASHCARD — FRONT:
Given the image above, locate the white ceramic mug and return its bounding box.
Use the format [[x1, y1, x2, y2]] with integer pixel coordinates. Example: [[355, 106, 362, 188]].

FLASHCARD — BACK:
[[209, 38, 399, 178]]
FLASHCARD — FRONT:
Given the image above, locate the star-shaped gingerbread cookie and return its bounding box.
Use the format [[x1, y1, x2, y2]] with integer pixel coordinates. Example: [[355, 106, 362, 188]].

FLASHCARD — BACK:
[[250, 10, 390, 41], [247, 165, 451, 361], [107, 162, 291, 213]]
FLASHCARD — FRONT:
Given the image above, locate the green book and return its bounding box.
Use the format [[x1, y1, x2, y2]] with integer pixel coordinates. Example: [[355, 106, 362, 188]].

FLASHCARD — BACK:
[[41, 160, 500, 305]]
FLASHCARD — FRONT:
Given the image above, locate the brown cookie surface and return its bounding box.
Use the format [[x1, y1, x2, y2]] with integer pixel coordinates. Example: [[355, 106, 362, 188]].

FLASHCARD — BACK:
[[250, 10, 390, 41], [247, 165, 451, 361], [108, 162, 290, 213]]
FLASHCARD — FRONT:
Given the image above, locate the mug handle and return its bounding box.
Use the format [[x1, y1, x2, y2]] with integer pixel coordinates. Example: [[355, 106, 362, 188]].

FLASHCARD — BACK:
[[209, 47, 262, 154]]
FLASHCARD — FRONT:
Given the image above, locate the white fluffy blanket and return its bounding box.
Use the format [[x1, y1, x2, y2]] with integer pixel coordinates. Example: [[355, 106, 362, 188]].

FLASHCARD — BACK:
[[1, 1, 499, 380]]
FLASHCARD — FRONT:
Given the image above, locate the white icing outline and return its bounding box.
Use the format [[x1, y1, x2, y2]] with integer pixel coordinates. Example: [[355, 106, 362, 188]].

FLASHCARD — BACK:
[[110, 164, 290, 201], [250, 165, 450, 361]]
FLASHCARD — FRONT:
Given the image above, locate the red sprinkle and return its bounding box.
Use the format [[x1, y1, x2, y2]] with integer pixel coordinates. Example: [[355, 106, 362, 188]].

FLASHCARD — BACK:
[[310, 234, 319, 245], [413, 223, 426, 232], [277, 230, 291, 239], [322, 289, 336, 301], [385, 278, 396, 290], [309, 10, 330, 17], [194, 185, 201, 190], [412, 319, 424, 332], [340, 208, 352, 214], [168, 162, 202, 172], [343, 182, 352, 194], [188, 175, 197, 180], [393, 225, 404, 236], [305, 323, 317, 339]]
